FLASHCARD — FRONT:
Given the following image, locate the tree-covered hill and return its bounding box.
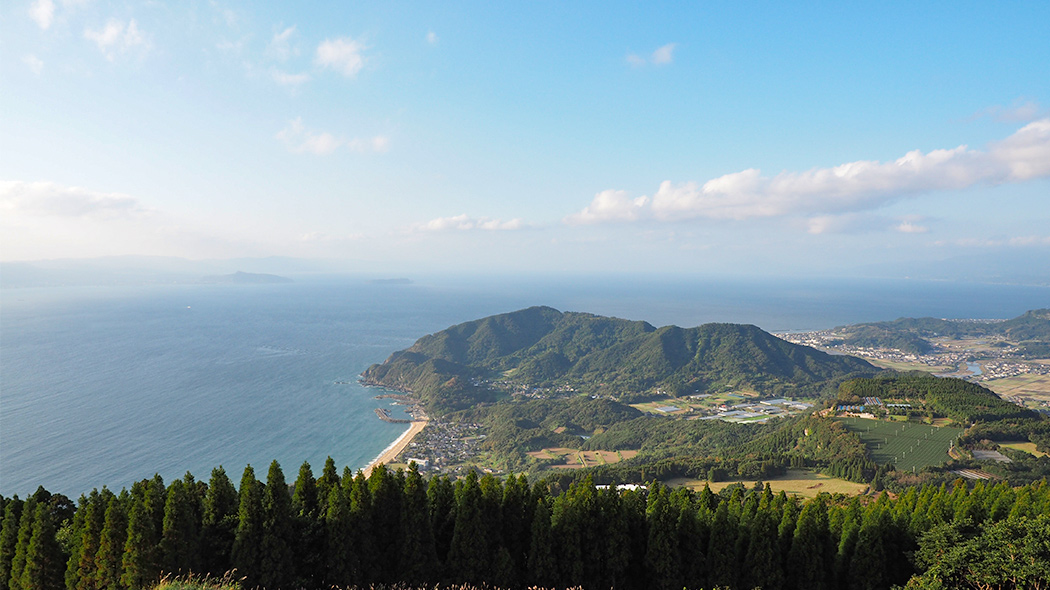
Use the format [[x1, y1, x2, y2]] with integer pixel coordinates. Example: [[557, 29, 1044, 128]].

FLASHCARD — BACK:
[[839, 373, 1041, 424], [830, 308, 1050, 354], [362, 307, 879, 414]]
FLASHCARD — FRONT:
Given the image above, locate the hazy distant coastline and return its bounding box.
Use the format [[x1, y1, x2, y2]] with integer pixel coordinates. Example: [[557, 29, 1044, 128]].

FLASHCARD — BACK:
[[198, 271, 293, 284]]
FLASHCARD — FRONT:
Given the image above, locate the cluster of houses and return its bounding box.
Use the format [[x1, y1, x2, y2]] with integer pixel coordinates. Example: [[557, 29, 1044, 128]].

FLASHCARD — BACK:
[[777, 330, 1049, 387], [399, 420, 484, 472]]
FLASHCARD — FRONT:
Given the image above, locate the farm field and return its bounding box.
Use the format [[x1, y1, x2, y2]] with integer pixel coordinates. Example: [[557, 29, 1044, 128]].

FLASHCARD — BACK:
[[837, 417, 962, 472], [666, 469, 869, 498], [629, 392, 752, 415], [866, 357, 954, 373], [527, 447, 638, 469], [999, 441, 1047, 457], [984, 374, 1050, 411]]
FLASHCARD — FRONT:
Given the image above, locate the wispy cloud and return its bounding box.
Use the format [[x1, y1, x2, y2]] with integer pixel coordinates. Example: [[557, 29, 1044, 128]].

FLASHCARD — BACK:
[[426, 31, 438, 45], [627, 43, 676, 67], [84, 18, 150, 61], [23, 54, 45, 75], [567, 119, 1050, 226], [803, 213, 930, 235], [894, 218, 929, 234], [973, 98, 1044, 123], [412, 214, 525, 232], [651, 43, 676, 65], [0, 181, 145, 218], [271, 69, 310, 88], [315, 37, 366, 77], [28, 0, 55, 29], [267, 25, 297, 61], [276, 118, 388, 155], [0, 180, 265, 260]]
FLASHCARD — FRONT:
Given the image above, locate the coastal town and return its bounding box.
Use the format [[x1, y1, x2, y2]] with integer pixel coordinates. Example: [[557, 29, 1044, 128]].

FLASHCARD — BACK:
[[776, 330, 1050, 384], [776, 327, 1050, 414]]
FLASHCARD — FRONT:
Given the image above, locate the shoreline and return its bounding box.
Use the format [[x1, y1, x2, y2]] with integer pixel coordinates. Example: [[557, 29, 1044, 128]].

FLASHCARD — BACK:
[[363, 419, 428, 477]]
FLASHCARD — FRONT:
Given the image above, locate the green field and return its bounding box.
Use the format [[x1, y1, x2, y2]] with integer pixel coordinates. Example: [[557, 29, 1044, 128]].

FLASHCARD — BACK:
[[837, 417, 963, 472], [666, 469, 869, 498]]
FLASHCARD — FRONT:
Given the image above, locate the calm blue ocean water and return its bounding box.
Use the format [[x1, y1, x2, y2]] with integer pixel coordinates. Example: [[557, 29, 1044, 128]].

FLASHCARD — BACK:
[[2, 275, 1048, 497]]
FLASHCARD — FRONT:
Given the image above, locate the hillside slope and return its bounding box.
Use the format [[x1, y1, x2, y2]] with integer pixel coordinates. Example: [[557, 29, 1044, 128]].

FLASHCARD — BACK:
[[362, 306, 879, 413]]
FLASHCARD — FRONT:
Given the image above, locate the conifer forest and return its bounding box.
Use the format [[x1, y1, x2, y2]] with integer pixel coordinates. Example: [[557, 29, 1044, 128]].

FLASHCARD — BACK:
[[3, 459, 1049, 590]]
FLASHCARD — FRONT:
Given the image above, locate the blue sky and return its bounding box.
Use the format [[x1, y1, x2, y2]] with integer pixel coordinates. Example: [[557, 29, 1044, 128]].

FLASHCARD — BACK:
[[2, 1, 1048, 277]]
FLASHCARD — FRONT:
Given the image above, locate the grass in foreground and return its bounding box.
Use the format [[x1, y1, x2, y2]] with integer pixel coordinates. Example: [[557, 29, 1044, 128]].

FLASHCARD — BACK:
[[152, 573, 241, 590], [153, 578, 586, 590]]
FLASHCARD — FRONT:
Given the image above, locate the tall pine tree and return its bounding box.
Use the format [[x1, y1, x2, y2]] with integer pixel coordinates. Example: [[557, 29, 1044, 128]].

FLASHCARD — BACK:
[[257, 461, 293, 590], [231, 466, 263, 587]]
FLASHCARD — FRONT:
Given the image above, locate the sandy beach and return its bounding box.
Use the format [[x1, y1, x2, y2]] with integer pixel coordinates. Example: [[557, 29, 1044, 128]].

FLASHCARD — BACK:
[[363, 420, 428, 476]]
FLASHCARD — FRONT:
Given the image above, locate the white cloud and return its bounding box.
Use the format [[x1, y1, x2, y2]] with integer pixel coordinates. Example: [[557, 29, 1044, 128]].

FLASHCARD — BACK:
[[651, 43, 676, 65], [271, 69, 310, 87], [267, 25, 297, 61], [413, 214, 525, 232], [426, 31, 438, 45], [0, 181, 144, 218], [564, 190, 649, 224], [800, 213, 931, 235], [627, 43, 676, 67], [315, 37, 366, 77], [23, 54, 45, 75], [28, 0, 54, 29], [895, 221, 929, 234], [276, 118, 388, 156], [567, 119, 1050, 226], [84, 18, 150, 61]]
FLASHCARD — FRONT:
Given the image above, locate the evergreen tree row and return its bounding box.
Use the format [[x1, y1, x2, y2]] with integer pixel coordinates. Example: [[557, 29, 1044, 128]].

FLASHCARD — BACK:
[[2, 460, 1048, 590]]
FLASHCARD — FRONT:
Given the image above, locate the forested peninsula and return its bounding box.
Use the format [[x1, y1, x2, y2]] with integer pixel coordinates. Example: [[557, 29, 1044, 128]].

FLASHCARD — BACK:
[[361, 306, 879, 413]]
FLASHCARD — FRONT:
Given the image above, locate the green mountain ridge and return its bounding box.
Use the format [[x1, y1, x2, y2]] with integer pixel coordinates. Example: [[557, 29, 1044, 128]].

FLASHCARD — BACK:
[[362, 306, 880, 414]]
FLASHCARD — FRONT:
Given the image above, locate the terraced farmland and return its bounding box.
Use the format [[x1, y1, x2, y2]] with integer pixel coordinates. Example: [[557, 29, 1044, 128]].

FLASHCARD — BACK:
[[837, 417, 963, 472]]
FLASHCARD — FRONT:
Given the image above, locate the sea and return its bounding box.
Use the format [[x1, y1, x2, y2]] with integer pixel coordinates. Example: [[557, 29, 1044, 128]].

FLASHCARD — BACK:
[[2, 274, 1048, 498]]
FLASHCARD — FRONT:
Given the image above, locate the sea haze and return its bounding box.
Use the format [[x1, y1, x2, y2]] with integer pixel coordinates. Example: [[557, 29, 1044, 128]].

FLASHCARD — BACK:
[[2, 275, 1048, 497]]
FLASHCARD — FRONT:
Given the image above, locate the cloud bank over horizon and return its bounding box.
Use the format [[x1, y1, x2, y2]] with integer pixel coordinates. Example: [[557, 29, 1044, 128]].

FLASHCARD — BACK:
[[566, 119, 1050, 227]]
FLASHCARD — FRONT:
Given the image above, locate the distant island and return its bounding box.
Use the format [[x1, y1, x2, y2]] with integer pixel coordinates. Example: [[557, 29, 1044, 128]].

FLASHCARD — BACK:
[[198, 271, 293, 284]]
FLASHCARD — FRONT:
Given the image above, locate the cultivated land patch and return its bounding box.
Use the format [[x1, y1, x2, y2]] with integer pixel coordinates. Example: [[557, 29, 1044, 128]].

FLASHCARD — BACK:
[[984, 374, 1050, 411], [527, 447, 638, 469], [999, 441, 1047, 457], [666, 469, 869, 498], [866, 357, 954, 373], [837, 417, 962, 472]]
